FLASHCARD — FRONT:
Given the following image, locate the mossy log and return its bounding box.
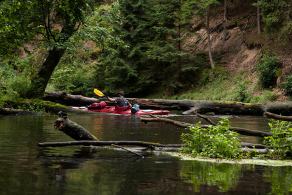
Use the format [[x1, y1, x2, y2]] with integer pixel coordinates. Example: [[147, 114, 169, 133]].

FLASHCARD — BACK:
[[54, 113, 97, 141], [128, 98, 264, 115], [44, 92, 98, 106], [0, 108, 34, 115], [140, 116, 272, 137]]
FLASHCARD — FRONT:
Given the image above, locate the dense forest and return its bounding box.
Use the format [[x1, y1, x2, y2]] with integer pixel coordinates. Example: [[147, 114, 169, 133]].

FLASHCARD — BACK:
[[0, 0, 292, 102]]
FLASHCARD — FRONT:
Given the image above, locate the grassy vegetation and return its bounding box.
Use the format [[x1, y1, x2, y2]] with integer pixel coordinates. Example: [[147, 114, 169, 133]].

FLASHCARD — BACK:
[[168, 68, 279, 103]]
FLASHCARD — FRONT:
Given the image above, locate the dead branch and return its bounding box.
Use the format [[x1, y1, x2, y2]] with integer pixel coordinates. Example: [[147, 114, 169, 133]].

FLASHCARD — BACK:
[[140, 116, 272, 137], [264, 111, 292, 121], [38, 140, 268, 154], [111, 144, 144, 158], [38, 140, 182, 148]]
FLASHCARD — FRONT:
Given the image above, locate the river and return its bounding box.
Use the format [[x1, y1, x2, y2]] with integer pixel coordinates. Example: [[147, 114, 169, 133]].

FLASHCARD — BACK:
[[0, 113, 291, 194]]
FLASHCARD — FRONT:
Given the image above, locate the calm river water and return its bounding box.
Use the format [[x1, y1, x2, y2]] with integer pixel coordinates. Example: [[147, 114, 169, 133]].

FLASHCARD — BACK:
[[0, 113, 291, 195]]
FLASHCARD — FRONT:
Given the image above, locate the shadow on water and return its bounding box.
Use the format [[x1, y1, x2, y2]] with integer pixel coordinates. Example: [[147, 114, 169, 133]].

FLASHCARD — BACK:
[[0, 114, 291, 194]]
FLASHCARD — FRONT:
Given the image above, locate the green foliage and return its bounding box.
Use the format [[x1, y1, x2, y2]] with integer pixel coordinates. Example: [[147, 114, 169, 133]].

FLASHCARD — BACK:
[[233, 81, 251, 102], [256, 0, 288, 33], [0, 0, 37, 56], [93, 0, 200, 96], [249, 90, 277, 103], [256, 54, 281, 88], [264, 120, 292, 159], [0, 56, 34, 98], [50, 62, 95, 95], [281, 75, 292, 96], [181, 118, 242, 159]]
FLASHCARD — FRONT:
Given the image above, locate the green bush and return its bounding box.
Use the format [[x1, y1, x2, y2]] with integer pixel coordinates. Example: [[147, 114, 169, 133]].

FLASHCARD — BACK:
[[256, 54, 281, 88], [264, 120, 292, 159], [282, 75, 292, 96], [234, 81, 251, 102], [181, 118, 242, 159]]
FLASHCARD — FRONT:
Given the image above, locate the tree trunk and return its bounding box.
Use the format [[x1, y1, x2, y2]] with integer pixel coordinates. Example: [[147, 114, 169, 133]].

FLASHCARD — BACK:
[[43, 92, 98, 106], [54, 115, 98, 141], [223, 0, 228, 40], [257, 2, 261, 34], [26, 47, 66, 98], [206, 6, 215, 69]]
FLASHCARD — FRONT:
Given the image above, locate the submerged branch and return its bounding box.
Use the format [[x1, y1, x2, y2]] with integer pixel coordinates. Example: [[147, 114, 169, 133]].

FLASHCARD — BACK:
[[111, 144, 144, 158]]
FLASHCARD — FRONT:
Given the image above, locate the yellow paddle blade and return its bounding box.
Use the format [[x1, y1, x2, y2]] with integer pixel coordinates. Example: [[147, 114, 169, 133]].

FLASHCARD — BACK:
[[94, 88, 105, 97]]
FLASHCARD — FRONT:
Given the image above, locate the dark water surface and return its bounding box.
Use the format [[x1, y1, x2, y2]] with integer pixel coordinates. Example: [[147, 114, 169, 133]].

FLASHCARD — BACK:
[[0, 114, 291, 195]]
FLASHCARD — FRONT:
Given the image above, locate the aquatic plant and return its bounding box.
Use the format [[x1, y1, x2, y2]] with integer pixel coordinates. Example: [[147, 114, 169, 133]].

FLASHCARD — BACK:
[[264, 120, 292, 159], [181, 118, 242, 159]]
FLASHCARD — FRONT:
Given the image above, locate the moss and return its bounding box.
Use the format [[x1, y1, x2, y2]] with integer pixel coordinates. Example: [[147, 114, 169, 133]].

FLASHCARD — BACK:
[[168, 152, 292, 167], [0, 98, 69, 113]]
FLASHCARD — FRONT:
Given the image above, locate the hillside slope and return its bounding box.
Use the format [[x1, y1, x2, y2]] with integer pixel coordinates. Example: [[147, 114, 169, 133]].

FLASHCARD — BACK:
[[172, 1, 290, 102]]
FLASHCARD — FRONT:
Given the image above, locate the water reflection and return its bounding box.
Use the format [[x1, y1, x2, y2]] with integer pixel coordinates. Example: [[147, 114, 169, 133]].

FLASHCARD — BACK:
[[264, 166, 292, 194], [180, 161, 242, 192], [0, 114, 291, 194]]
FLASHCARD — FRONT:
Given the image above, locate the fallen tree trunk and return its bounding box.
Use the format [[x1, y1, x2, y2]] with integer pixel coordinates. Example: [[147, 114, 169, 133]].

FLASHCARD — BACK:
[[38, 141, 268, 153], [264, 111, 292, 121], [38, 140, 266, 149], [54, 112, 98, 141], [140, 116, 272, 137], [43, 92, 98, 106], [38, 140, 182, 148], [0, 108, 34, 115], [128, 98, 264, 115]]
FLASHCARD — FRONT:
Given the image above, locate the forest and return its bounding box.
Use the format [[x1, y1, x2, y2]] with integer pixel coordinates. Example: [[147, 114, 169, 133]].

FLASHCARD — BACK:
[[0, 0, 291, 102], [1, 2, 292, 194]]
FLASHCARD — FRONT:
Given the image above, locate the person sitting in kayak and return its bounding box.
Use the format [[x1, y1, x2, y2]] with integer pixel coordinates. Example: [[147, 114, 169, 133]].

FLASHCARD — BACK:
[[107, 91, 132, 112]]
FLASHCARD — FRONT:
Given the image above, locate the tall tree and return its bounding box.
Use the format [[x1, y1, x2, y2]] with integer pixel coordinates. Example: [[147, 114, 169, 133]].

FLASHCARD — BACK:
[[96, 0, 198, 96], [193, 0, 219, 69], [0, 0, 101, 98]]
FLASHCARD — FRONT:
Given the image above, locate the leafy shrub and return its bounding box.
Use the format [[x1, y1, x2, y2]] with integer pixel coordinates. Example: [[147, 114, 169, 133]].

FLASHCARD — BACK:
[[264, 120, 292, 159], [234, 81, 251, 102], [181, 118, 242, 159], [256, 54, 281, 88], [198, 67, 228, 86], [281, 75, 292, 96], [8, 75, 31, 97]]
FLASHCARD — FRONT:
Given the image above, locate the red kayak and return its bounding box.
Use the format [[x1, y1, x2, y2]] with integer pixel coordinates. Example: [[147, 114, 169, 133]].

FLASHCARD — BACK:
[[87, 106, 170, 115]]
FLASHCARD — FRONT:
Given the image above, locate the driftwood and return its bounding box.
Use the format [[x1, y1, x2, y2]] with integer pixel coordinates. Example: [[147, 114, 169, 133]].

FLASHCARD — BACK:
[[54, 112, 97, 141], [140, 116, 272, 137], [264, 111, 292, 121], [44, 92, 98, 106]]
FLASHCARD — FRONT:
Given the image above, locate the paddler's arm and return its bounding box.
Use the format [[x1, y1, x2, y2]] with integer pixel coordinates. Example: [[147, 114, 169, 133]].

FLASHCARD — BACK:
[[106, 96, 116, 102]]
